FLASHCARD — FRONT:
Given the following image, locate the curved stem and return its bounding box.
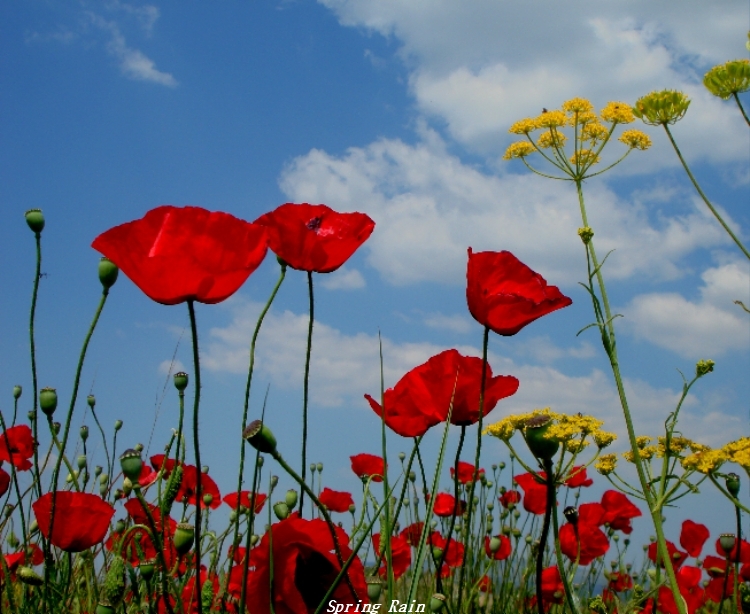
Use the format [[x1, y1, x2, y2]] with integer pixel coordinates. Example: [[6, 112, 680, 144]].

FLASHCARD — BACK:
[[535, 458, 555, 614], [299, 271, 315, 515], [29, 232, 43, 498], [551, 493, 582, 614], [733, 92, 750, 127]]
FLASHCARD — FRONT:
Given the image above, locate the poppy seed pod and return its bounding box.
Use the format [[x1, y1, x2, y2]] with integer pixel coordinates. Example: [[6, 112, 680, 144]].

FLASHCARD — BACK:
[[719, 533, 737, 554], [95, 602, 115, 614], [80, 425, 89, 441], [202, 493, 213, 507], [430, 593, 447, 612], [367, 577, 383, 601], [523, 414, 559, 461], [87, 394, 95, 408], [489, 536, 502, 553], [564, 506, 579, 525], [18, 566, 44, 586], [273, 501, 289, 520], [98, 257, 119, 290], [174, 523, 195, 556], [119, 449, 143, 482], [25, 209, 45, 234], [13, 385, 22, 400], [726, 473, 741, 497], [39, 387, 58, 416], [173, 372, 188, 392], [285, 489, 298, 509], [114, 420, 123, 431], [243, 420, 277, 454], [140, 559, 155, 580]]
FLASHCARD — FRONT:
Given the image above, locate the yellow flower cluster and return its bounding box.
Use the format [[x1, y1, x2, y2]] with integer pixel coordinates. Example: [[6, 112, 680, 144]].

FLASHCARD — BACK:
[[704, 59, 750, 99], [681, 448, 728, 474], [535, 110, 567, 129], [600, 101, 635, 124], [656, 435, 692, 458], [593, 430, 617, 448], [581, 123, 609, 143], [509, 118, 538, 135], [623, 446, 658, 463], [503, 141, 536, 160], [538, 130, 567, 149], [723, 437, 750, 469], [562, 98, 594, 114], [484, 407, 560, 441], [564, 439, 589, 453], [595, 453, 618, 475], [568, 111, 598, 127], [619, 129, 652, 150], [570, 149, 600, 166], [635, 436, 653, 448]]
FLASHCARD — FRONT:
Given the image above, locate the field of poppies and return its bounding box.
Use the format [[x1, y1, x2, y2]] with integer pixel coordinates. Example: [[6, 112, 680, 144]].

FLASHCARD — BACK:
[[1, 62, 750, 614]]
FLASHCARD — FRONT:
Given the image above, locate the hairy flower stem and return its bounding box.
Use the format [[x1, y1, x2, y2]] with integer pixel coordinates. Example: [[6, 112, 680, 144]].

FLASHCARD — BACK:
[[29, 231, 43, 499], [576, 180, 686, 614], [300, 271, 315, 516], [662, 125, 750, 260], [187, 299, 204, 614]]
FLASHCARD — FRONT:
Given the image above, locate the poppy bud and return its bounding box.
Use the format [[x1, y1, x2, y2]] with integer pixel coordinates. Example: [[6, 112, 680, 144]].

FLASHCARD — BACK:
[[79, 425, 89, 442], [273, 501, 289, 520], [432, 546, 443, 561], [101, 555, 126, 605], [29, 520, 38, 535], [95, 602, 115, 614], [28, 410, 36, 423], [134, 443, 144, 453], [243, 420, 277, 454], [13, 385, 22, 400], [310, 463, 317, 473], [398, 452, 406, 461], [114, 420, 123, 431], [173, 372, 188, 392], [174, 523, 195, 556], [120, 449, 143, 482], [367, 577, 383, 601], [250, 534, 259, 546], [349, 504, 356, 514], [87, 394, 96, 409], [727, 473, 741, 497], [122, 477, 133, 496], [202, 493, 213, 507], [139, 559, 155, 581], [720, 533, 736, 554], [25, 209, 45, 234], [39, 387, 58, 416], [77, 455, 87, 470], [430, 593, 446, 612], [7, 531, 19, 548], [409, 471, 416, 482], [285, 489, 298, 509], [317, 462, 323, 473], [523, 414, 559, 461], [98, 257, 119, 290], [489, 537, 502, 553], [270, 475, 278, 489], [18, 566, 44, 586], [564, 506, 578, 525]]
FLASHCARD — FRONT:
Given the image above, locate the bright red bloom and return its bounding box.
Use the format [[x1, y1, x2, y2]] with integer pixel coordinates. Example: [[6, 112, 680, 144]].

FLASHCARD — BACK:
[[601, 490, 641, 534], [1, 544, 44, 576], [223, 491, 267, 514], [254, 203, 375, 273], [0, 469, 9, 498], [714, 537, 750, 562], [400, 522, 425, 548], [564, 466, 593, 488], [702, 555, 729, 578], [318, 488, 354, 513], [559, 503, 609, 565], [350, 454, 386, 483], [0, 425, 34, 471], [607, 571, 633, 593], [466, 249, 572, 336], [92, 205, 268, 305], [366, 349, 519, 436], [175, 464, 221, 509], [514, 472, 548, 515], [499, 489, 521, 509], [138, 464, 159, 488], [150, 454, 180, 478], [657, 566, 705, 614], [245, 516, 368, 614], [33, 492, 114, 552], [432, 493, 466, 517], [451, 461, 485, 484], [540, 566, 565, 605], [430, 533, 465, 568], [680, 520, 710, 558], [484, 535, 512, 560], [372, 533, 412, 580], [648, 540, 687, 569]]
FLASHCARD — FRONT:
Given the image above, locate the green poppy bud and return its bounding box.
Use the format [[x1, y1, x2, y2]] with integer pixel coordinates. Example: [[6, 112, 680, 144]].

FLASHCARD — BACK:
[[134, 442, 144, 453], [173, 372, 188, 392], [114, 420, 123, 431], [115, 519, 126, 533], [122, 477, 133, 496], [316, 462, 323, 473], [7, 531, 19, 549], [431, 546, 443, 561], [12, 385, 22, 400], [27, 410, 36, 422], [98, 257, 119, 290], [39, 387, 58, 416], [250, 534, 259, 546], [430, 593, 446, 612], [120, 449, 143, 482], [727, 473, 741, 497], [202, 493, 213, 507], [29, 520, 39, 535], [310, 463, 317, 473], [95, 602, 115, 614], [77, 455, 87, 470], [139, 559, 155, 581], [25, 209, 45, 234], [87, 394, 96, 408], [720, 533, 736, 554], [270, 475, 278, 489], [366, 577, 383, 601], [174, 523, 195, 556], [243, 420, 277, 454], [285, 489, 298, 509], [398, 452, 406, 461], [523, 414, 559, 461], [273, 501, 289, 520], [18, 566, 44, 586], [348, 504, 356, 514], [80, 425, 89, 441], [489, 536, 502, 553]]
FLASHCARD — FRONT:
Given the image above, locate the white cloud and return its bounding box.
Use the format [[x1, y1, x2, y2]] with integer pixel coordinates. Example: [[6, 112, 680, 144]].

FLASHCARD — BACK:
[[622, 261, 750, 357], [320, 267, 366, 290], [512, 336, 596, 364], [423, 312, 472, 335], [158, 358, 185, 376]]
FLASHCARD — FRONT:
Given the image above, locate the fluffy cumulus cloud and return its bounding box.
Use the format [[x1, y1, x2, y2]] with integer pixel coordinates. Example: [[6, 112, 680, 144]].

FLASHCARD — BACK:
[[622, 261, 750, 358]]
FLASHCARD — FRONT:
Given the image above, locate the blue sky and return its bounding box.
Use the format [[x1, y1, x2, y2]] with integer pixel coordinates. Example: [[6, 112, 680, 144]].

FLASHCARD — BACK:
[[1, 1, 749, 547]]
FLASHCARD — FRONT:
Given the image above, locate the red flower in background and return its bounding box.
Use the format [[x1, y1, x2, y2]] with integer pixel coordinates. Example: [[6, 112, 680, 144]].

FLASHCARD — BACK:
[[400, 522, 425, 548], [372, 533, 411, 580], [680, 520, 710, 558], [432, 493, 466, 517], [150, 454, 180, 478], [451, 461, 485, 484], [245, 516, 367, 614], [92, 205, 268, 305], [1, 544, 44, 577], [254, 203, 375, 273], [466, 249, 572, 336], [564, 466, 593, 488], [540, 566, 565, 605], [318, 488, 354, 513], [175, 465, 221, 509], [657, 566, 705, 614], [33, 492, 114, 552], [223, 491, 267, 514], [350, 454, 386, 483], [430, 533, 465, 568], [0, 425, 34, 471], [559, 502, 609, 565], [714, 536, 750, 562], [365, 349, 519, 437], [601, 490, 641, 534], [0, 469, 9, 498], [484, 535, 512, 560], [499, 489, 521, 509], [648, 540, 687, 569], [514, 472, 548, 515], [607, 571, 633, 593]]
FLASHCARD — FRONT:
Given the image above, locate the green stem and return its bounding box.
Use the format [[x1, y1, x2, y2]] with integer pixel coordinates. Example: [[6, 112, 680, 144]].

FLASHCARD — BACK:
[[299, 271, 314, 516], [662, 124, 750, 260], [733, 92, 750, 127], [551, 494, 581, 614], [437, 426, 467, 595], [533, 459, 555, 614], [29, 232, 43, 499], [376, 332, 394, 600]]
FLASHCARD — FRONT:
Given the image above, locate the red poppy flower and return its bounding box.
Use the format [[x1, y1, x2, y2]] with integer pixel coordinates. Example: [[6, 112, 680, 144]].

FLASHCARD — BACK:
[[564, 465, 593, 488], [432, 493, 466, 517], [600, 490, 641, 534], [33, 492, 114, 552], [1, 543, 44, 576], [714, 537, 750, 562], [607, 571, 633, 593], [245, 516, 368, 614], [254, 203, 375, 273], [514, 472, 548, 515], [150, 454, 180, 478], [559, 503, 609, 565], [499, 489, 521, 509], [318, 488, 354, 513], [175, 464, 221, 509], [92, 205, 268, 305], [658, 566, 705, 614], [705, 573, 733, 604], [680, 520, 710, 558], [223, 491, 267, 514], [350, 454, 386, 483], [365, 349, 519, 437], [451, 461, 485, 484], [430, 533, 465, 568], [478, 575, 491, 592], [484, 535, 512, 560], [0, 425, 34, 471], [0, 469, 9, 498], [400, 522, 425, 548], [648, 540, 687, 569], [138, 464, 159, 488], [540, 566, 565, 605], [466, 249, 572, 336], [372, 533, 412, 580]]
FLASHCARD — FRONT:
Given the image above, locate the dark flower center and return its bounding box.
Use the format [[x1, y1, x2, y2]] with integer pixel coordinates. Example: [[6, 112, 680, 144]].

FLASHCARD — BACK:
[[306, 217, 323, 232], [294, 549, 338, 609]]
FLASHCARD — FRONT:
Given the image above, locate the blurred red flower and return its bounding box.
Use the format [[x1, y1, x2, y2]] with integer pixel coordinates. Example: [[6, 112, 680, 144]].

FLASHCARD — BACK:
[[92, 205, 268, 305], [150, 454, 180, 478], [466, 249, 572, 336], [0, 469, 9, 498], [430, 533, 465, 568], [33, 492, 114, 552], [601, 490, 641, 534], [564, 465, 593, 488], [318, 488, 354, 513], [175, 465, 221, 509], [372, 533, 412, 580], [680, 519, 710, 558], [365, 349, 519, 437], [254, 203, 374, 273], [223, 491, 267, 514], [478, 575, 491, 591], [1, 543, 44, 576], [648, 540, 687, 569], [607, 571, 633, 593], [540, 566, 565, 605], [451, 461, 485, 484], [484, 535, 512, 560], [245, 516, 367, 614], [714, 536, 750, 562], [350, 454, 386, 483], [559, 502, 609, 565], [0, 425, 34, 471], [657, 566, 705, 614], [514, 472, 548, 515], [400, 522, 425, 548], [499, 489, 521, 509], [432, 493, 466, 517]]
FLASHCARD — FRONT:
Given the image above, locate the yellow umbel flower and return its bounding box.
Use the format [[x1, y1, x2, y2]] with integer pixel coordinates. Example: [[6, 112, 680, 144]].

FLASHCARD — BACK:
[[635, 436, 653, 449], [600, 101, 635, 124], [535, 110, 567, 129], [704, 59, 750, 99], [537, 130, 567, 149], [619, 129, 652, 150], [656, 436, 692, 458], [723, 437, 750, 469], [595, 453, 618, 475], [581, 123, 609, 143], [633, 90, 690, 125], [503, 141, 536, 160], [623, 445, 657, 462], [562, 98, 594, 114], [569, 149, 599, 166], [593, 430, 617, 449], [509, 118, 539, 135], [681, 448, 728, 474], [484, 407, 561, 440], [568, 111, 598, 126], [565, 439, 589, 453]]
